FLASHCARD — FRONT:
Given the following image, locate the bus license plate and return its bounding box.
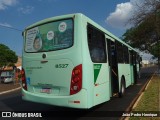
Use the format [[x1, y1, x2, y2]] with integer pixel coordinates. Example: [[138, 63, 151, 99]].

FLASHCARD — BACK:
[[41, 88, 51, 94]]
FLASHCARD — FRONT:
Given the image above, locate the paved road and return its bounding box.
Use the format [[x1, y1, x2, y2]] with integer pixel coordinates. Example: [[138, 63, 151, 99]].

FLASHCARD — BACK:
[[0, 65, 157, 120]]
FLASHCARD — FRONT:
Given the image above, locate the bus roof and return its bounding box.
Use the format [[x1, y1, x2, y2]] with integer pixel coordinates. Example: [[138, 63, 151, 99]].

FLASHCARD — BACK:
[[25, 13, 76, 30]]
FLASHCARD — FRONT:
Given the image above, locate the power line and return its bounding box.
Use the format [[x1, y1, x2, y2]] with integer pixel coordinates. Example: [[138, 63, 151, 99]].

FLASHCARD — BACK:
[[0, 24, 22, 32]]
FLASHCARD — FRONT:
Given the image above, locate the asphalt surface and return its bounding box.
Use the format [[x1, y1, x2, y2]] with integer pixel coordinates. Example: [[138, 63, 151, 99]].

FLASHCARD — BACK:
[[0, 65, 158, 120], [0, 83, 20, 93]]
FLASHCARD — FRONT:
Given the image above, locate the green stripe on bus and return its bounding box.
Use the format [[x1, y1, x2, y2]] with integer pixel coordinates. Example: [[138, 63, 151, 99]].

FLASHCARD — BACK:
[[94, 64, 102, 83]]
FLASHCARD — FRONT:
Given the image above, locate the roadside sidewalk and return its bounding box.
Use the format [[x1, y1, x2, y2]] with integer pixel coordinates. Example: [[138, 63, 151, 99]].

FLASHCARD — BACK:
[[0, 82, 21, 94]]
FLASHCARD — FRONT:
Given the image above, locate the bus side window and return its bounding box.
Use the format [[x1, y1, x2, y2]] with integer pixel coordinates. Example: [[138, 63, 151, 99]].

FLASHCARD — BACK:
[[87, 24, 107, 63], [123, 46, 129, 64], [116, 42, 124, 63], [91, 48, 105, 62], [111, 45, 115, 55]]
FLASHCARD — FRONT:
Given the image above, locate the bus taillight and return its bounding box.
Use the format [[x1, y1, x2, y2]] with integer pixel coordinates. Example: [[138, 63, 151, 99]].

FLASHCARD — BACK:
[[21, 68, 27, 91], [70, 64, 82, 95]]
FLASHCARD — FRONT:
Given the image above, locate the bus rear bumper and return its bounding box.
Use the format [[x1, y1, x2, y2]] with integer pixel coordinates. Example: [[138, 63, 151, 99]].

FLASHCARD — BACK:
[[22, 88, 88, 109]]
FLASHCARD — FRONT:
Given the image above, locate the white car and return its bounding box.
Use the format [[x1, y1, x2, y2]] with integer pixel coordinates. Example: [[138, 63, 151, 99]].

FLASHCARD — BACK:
[[0, 71, 14, 83], [1, 76, 13, 83]]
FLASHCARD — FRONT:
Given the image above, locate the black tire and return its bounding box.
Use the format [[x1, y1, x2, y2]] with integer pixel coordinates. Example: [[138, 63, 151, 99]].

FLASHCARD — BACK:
[[118, 78, 126, 98]]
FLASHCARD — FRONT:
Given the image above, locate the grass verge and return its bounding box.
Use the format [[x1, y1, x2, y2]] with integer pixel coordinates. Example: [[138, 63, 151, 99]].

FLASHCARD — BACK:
[[129, 74, 160, 120]]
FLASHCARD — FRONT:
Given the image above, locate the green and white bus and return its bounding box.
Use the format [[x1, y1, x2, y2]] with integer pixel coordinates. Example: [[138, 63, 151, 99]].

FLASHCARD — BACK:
[[22, 13, 141, 109]]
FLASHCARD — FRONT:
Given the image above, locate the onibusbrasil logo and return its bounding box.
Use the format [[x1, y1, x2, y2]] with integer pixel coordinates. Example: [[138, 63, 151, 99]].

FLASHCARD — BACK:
[[1, 112, 42, 118]]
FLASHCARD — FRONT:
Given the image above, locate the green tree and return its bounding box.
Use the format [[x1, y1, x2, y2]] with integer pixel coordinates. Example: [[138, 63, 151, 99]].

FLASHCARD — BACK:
[[0, 44, 18, 70], [122, 0, 160, 58]]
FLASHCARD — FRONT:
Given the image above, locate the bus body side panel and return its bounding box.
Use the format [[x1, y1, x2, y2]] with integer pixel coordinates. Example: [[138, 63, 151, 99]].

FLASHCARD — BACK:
[[93, 64, 110, 106], [82, 18, 110, 107], [130, 65, 134, 84], [118, 64, 132, 88], [80, 16, 95, 108]]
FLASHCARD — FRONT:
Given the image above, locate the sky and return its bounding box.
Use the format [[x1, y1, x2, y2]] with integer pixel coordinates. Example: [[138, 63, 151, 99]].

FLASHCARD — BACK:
[[0, 0, 139, 56]]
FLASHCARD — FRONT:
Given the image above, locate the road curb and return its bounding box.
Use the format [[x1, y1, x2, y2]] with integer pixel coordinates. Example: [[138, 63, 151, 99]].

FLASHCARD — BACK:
[[119, 74, 154, 120], [0, 86, 21, 95]]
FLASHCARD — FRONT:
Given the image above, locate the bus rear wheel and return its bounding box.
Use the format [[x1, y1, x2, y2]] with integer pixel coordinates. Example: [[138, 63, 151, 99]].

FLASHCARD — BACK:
[[118, 78, 126, 98]]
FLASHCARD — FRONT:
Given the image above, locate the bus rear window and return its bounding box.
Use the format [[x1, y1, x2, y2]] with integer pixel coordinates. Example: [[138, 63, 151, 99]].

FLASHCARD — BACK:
[[25, 19, 73, 53]]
